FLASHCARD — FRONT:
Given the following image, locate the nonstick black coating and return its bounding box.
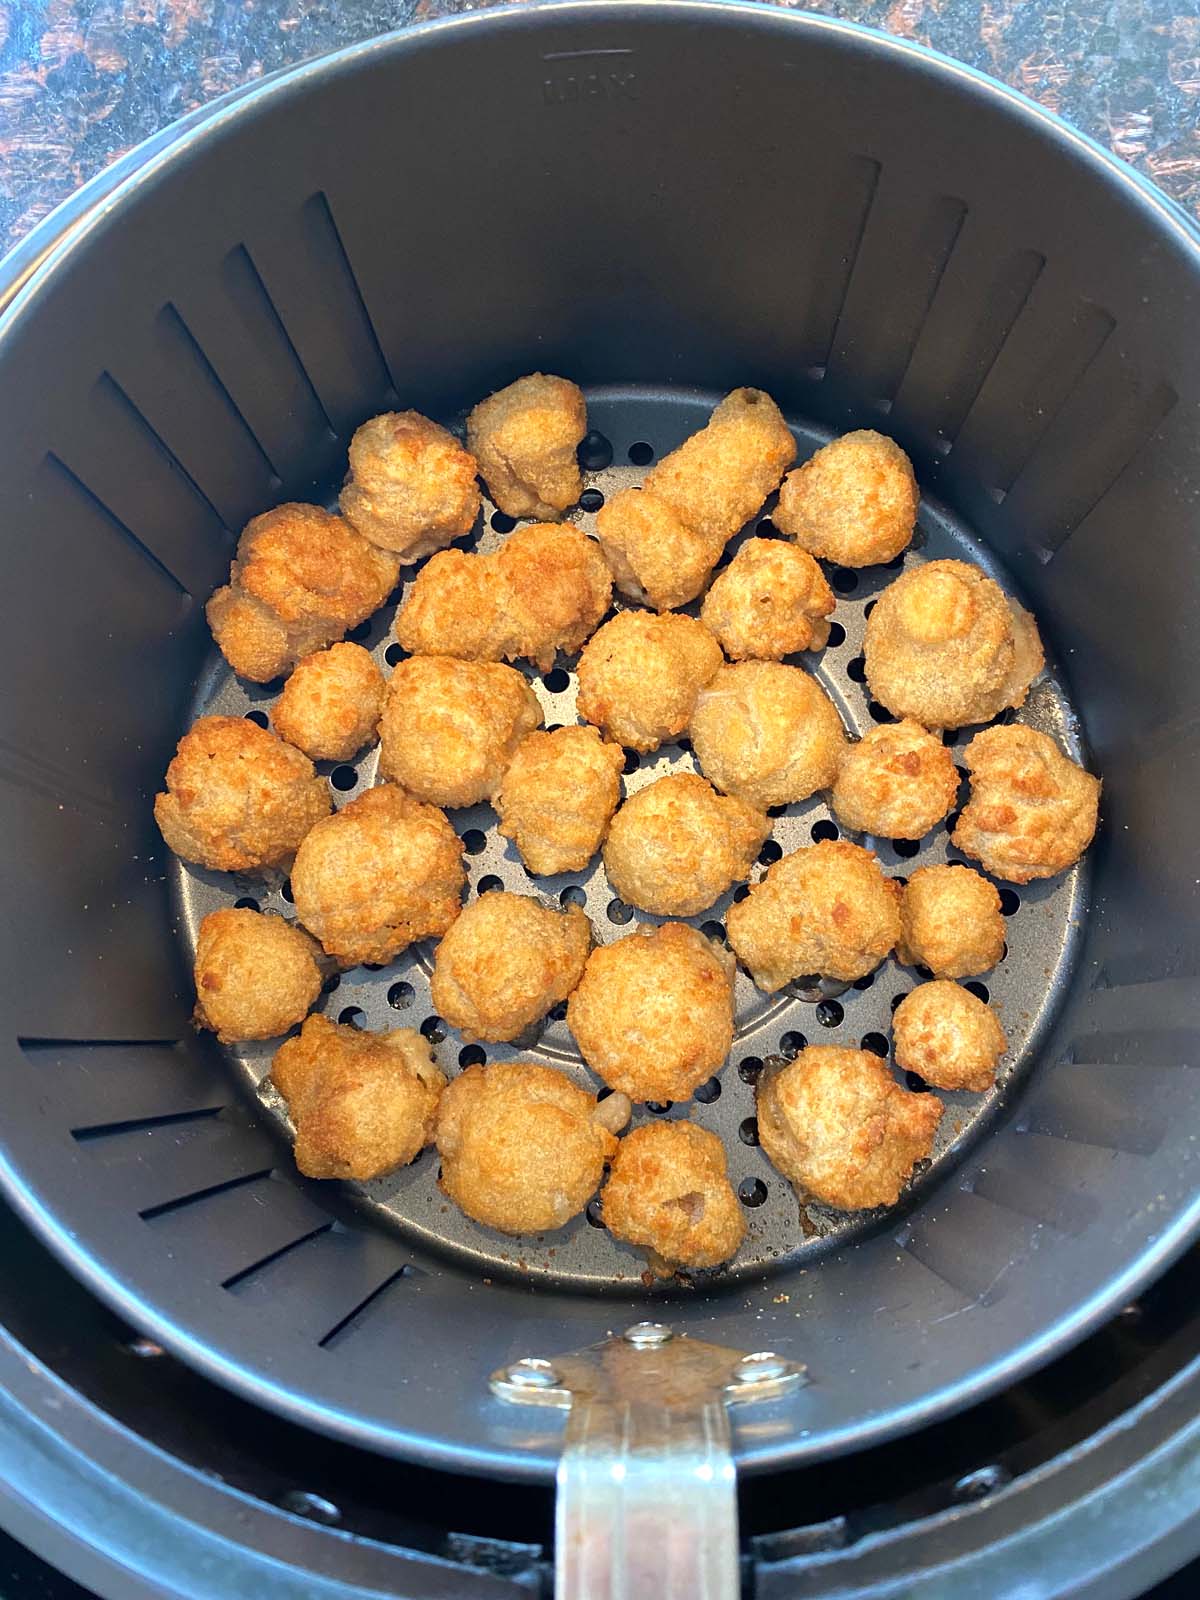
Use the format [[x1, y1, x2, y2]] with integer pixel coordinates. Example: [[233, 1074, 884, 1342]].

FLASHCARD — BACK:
[[0, 1, 1197, 1481]]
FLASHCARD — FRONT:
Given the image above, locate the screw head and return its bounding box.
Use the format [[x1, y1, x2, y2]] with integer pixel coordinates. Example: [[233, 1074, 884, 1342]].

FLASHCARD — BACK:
[[506, 1357, 560, 1389], [732, 1352, 789, 1384], [623, 1321, 673, 1348]]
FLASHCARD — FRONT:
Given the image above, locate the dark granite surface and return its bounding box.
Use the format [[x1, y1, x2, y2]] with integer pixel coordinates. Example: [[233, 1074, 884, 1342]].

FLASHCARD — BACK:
[[0, 0, 1197, 255]]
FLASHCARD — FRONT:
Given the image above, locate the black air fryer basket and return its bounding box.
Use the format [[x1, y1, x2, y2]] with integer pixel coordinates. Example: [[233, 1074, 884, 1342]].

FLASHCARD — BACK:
[[0, 0, 1198, 1549]]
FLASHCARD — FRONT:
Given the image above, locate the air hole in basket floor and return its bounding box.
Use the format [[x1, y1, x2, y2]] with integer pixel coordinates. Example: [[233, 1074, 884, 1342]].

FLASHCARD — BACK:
[[491, 510, 516, 533], [459, 1045, 486, 1068], [739, 1117, 759, 1146], [861, 1032, 889, 1057], [694, 1076, 721, 1104], [578, 432, 613, 472], [810, 819, 839, 843], [739, 1177, 768, 1207], [816, 1000, 844, 1028], [388, 981, 413, 1010], [330, 765, 357, 792], [244, 709, 269, 728], [628, 441, 654, 466], [420, 1015, 446, 1043], [579, 488, 605, 513], [825, 622, 846, 648], [338, 1006, 365, 1029], [234, 896, 259, 911], [738, 1056, 765, 1083]]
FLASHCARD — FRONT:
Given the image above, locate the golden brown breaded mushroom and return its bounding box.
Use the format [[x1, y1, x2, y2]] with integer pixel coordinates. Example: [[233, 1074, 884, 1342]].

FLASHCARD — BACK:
[[272, 643, 386, 763], [603, 773, 769, 918], [495, 725, 625, 876], [595, 488, 723, 613], [193, 908, 326, 1043], [391, 550, 507, 661], [272, 1015, 445, 1181], [863, 560, 1044, 729], [435, 1061, 618, 1234], [689, 661, 847, 809], [576, 610, 722, 753], [757, 1046, 942, 1209], [727, 839, 900, 991], [896, 864, 1006, 978], [601, 1121, 745, 1274], [775, 430, 918, 567], [700, 537, 835, 658], [154, 716, 331, 873], [952, 725, 1100, 883], [290, 784, 464, 966], [467, 374, 586, 521], [830, 719, 959, 840], [430, 891, 592, 1043], [567, 922, 735, 1103], [377, 656, 542, 809], [206, 504, 399, 684], [893, 981, 1005, 1093], [339, 411, 480, 561]]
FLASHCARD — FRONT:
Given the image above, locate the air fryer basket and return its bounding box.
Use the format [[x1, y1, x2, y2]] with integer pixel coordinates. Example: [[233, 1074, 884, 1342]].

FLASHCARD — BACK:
[[0, 0, 1197, 1482]]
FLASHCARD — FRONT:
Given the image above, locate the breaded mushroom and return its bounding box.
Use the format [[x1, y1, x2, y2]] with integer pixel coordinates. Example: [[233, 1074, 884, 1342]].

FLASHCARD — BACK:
[[154, 717, 331, 873], [863, 560, 1044, 729], [758, 1046, 942, 1209], [576, 610, 722, 753], [377, 656, 542, 809], [689, 661, 847, 809], [291, 784, 464, 966], [339, 411, 480, 561], [272, 1014, 445, 1181], [830, 719, 959, 839], [495, 725, 625, 875], [435, 1061, 619, 1234], [896, 864, 1006, 978], [431, 891, 592, 1043], [601, 1122, 745, 1274], [567, 922, 735, 1102], [603, 773, 769, 918], [775, 430, 918, 567], [193, 907, 326, 1043], [892, 981, 1006, 1093], [467, 374, 586, 521], [272, 643, 386, 762], [700, 537, 835, 658], [727, 839, 900, 991], [207, 504, 400, 684], [595, 487, 720, 613], [952, 725, 1100, 883]]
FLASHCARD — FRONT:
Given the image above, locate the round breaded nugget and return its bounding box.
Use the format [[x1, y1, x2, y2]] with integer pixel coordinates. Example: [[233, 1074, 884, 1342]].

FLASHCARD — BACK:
[[392, 549, 507, 661], [896, 864, 1005, 978], [567, 922, 735, 1102], [207, 504, 400, 684], [154, 717, 331, 873], [775, 430, 918, 567], [952, 725, 1100, 883], [700, 537, 835, 658], [291, 784, 464, 966], [193, 907, 325, 1043], [339, 411, 480, 561], [831, 719, 959, 839], [435, 1061, 618, 1234], [377, 656, 542, 808], [272, 1014, 445, 1181], [863, 560, 1044, 729], [601, 1121, 745, 1274], [690, 662, 847, 809], [603, 773, 769, 918], [595, 487, 723, 612], [758, 1046, 942, 1209], [272, 643, 386, 762], [893, 980, 1006, 1092], [576, 611, 722, 753], [431, 891, 592, 1043], [495, 725, 625, 876], [467, 373, 586, 521], [727, 839, 900, 991]]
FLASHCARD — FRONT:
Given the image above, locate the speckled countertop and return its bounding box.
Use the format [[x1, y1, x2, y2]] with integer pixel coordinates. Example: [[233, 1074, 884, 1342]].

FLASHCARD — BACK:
[[0, 0, 1197, 254]]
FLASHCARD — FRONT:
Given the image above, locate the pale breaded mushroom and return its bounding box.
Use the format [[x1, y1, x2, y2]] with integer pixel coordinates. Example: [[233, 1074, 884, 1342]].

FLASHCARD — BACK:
[[830, 719, 959, 839], [467, 373, 586, 521], [896, 864, 1006, 978], [154, 716, 331, 873], [377, 656, 542, 809], [272, 1014, 445, 1181], [339, 411, 480, 561], [775, 430, 918, 567], [952, 724, 1100, 883], [603, 772, 769, 918], [689, 661, 848, 809], [272, 642, 386, 762], [495, 725, 625, 876], [892, 980, 1006, 1093], [758, 1046, 942, 1209], [193, 907, 326, 1043], [700, 537, 835, 658], [567, 922, 735, 1102], [431, 891, 592, 1043], [601, 1121, 745, 1275], [595, 487, 718, 613], [576, 610, 722, 753], [206, 504, 399, 684], [436, 1061, 620, 1235]]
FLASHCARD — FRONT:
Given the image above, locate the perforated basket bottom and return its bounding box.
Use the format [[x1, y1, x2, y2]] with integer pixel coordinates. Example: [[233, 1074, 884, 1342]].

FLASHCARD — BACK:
[[175, 385, 1088, 1294]]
